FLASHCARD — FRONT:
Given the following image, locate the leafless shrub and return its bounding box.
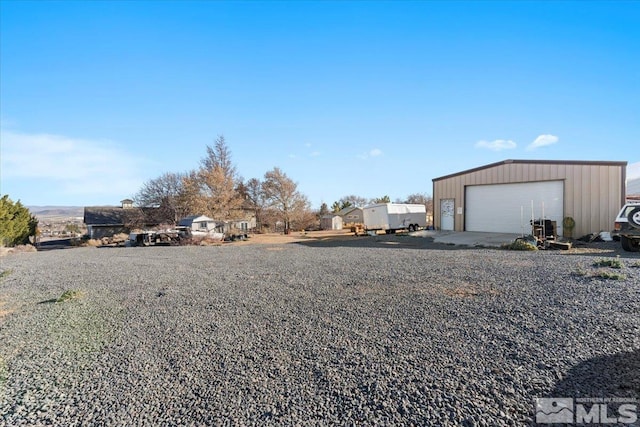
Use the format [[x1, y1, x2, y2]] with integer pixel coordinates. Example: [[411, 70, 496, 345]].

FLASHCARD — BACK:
[[11, 244, 37, 253], [111, 233, 129, 243], [199, 236, 223, 246], [177, 235, 223, 247]]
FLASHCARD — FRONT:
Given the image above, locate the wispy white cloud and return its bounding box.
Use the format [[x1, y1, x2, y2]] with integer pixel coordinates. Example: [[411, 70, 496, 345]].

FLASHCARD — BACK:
[[0, 130, 150, 201], [474, 139, 517, 151], [527, 134, 559, 151], [288, 154, 297, 159], [305, 143, 312, 148], [310, 151, 321, 157], [357, 148, 383, 159]]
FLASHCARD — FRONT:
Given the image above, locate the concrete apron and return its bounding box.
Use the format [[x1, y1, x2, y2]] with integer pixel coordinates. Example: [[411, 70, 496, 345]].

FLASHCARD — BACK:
[[412, 230, 522, 248]]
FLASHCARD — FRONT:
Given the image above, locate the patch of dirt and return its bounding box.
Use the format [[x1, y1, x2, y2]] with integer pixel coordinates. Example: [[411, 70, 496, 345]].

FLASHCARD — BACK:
[[443, 285, 500, 298], [0, 299, 14, 318], [562, 240, 638, 257], [0, 245, 37, 257], [234, 230, 354, 246]]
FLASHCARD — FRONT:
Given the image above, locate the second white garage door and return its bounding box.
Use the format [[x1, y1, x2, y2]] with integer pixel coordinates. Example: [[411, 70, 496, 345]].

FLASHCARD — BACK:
[[465, 181, 564, 235]]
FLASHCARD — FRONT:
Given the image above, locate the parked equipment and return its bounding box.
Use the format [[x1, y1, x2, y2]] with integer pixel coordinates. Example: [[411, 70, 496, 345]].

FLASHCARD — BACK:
[[363, 203, 427, 234]]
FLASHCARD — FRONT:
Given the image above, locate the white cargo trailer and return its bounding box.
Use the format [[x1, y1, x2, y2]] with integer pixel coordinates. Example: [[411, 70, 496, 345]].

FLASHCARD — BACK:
[[363, 203, 427, 233]]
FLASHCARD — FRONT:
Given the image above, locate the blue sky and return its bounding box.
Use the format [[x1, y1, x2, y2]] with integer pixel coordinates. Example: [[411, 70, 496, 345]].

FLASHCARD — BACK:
[[1, 1, 638, 208]]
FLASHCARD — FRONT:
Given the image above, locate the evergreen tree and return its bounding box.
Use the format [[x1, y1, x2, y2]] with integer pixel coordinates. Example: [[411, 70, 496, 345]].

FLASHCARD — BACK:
[[0, 195, 38, 246]]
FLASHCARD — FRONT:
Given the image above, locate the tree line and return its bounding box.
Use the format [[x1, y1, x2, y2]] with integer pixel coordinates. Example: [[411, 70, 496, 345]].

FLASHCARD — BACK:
[[134, 136, 311, 232], [0, 135, 433, 246], [135, 135, 434, 232]]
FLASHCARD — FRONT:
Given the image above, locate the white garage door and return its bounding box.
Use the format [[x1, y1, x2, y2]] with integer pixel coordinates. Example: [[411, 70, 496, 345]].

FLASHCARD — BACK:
[[465, 181, 564, 235]]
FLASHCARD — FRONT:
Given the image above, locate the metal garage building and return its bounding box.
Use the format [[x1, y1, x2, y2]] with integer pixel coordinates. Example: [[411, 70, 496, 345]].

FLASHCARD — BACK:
[[432, 160, 627, 238]]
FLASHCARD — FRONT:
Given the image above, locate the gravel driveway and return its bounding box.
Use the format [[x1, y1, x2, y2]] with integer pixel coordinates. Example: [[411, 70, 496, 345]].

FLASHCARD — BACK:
[[1, 237, 639, 426]]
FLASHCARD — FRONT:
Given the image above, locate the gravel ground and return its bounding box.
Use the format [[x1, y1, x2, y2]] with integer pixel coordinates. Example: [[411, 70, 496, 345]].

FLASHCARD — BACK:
[[1, 236, 639, 426]]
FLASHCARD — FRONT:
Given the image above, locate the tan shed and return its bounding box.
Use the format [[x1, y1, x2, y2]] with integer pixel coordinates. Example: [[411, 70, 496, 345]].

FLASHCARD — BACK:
[[432, 160, 627, 238]]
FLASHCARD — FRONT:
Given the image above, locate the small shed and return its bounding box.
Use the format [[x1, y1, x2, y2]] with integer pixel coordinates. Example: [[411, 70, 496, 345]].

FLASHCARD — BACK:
[[320, 215, 343, 230]]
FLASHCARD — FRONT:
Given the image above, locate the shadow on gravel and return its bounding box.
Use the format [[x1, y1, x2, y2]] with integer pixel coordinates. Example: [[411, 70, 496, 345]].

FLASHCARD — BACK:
[[547, 349, 639, 399], [299, 237, 640, 258], [293, 235, 480, 250], [36, 238, 74, 251], [37, 298, 58, 304]]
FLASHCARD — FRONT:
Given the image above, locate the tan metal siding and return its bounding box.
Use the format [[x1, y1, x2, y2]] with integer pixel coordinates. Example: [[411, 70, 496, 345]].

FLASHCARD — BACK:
[[434, 162, 625, 237]]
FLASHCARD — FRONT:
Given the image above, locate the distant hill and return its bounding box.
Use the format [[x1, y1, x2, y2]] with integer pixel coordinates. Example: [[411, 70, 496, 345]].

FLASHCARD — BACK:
[[28, 206, 84, 218]]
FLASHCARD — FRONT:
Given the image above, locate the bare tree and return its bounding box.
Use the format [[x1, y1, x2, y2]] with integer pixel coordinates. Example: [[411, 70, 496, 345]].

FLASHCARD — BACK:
[[262, 167, 309, 232], [201, 135, 236, 179], [134, 172, 187, 223], [177, 170, 202, 216], [182, 136, 244, 220], [339, 195, 368, 208], [293, 204, 317, 230], [402, 192, 434, 225], [242, 178, 265, 230], [404, 192, 433, 213]]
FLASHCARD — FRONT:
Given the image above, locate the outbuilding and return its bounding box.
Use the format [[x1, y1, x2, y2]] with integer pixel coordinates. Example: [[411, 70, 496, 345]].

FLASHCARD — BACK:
[[337, 206, 364, 225], [320, 215, 343, 231], [178, 215, 221, 233], [432, 159, 627, 238], [84, 199, 174, 239]]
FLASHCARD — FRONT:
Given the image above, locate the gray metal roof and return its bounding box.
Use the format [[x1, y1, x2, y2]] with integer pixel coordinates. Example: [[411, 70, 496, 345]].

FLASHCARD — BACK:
[[83, 207, 126, 226], [337, 206, 362, 217], [433, 159, 628, 182], [84, 206, 174, 226]]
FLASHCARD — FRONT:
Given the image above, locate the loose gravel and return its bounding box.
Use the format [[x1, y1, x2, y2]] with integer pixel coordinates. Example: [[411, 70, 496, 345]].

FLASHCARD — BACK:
[[1, 237, 639, 426]]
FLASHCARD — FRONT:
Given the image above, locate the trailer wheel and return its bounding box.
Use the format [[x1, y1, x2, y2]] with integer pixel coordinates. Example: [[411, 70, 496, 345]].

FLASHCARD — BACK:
[[408, 224, 415, 232], [621, 236, 640, 252]]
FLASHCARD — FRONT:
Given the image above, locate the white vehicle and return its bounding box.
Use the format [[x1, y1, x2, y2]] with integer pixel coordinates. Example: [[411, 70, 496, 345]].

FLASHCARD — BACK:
[[363, 203, 427, 234], [613, 202, 640, 252]]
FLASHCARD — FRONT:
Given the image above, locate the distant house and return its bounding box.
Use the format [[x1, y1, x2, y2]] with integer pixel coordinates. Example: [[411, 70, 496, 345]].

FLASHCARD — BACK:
[[227, 217, 256, 233], [83, 199, 174, 239], [178, 211, 257, 236], [178, 215, 221, 234], [320, 214, 343, 230], [227, 206, 258, 233], [337, 206, 364, 225]]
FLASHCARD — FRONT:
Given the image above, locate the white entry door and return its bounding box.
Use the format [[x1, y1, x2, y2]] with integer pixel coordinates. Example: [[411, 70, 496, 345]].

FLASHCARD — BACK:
[[440, 199, 455, 231]]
